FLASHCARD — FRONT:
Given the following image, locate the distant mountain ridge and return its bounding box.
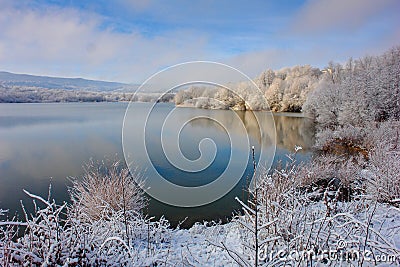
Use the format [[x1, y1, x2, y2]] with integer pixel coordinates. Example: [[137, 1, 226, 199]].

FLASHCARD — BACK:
[[0, 71, 136, 92]]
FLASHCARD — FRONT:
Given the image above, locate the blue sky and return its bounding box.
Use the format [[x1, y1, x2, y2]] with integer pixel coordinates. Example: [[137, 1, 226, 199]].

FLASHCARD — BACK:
[[0, 0, 399, 83]]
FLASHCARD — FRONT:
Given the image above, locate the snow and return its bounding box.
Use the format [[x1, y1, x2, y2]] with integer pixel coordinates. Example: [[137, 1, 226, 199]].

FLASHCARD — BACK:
[[4, 191, 397, 266]]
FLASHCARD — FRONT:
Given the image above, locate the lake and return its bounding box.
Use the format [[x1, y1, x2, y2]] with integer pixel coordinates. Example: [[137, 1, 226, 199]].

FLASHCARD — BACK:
[[0, 102, 314, 227]]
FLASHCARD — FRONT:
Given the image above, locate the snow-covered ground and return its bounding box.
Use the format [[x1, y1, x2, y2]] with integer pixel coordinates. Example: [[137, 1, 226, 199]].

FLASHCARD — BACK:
[[1, 191, 399, 266]]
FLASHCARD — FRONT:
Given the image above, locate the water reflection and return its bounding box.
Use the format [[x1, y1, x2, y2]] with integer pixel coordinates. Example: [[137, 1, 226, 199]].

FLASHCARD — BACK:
[[0, 103, 314, 227], [187, 109, 314, 153]]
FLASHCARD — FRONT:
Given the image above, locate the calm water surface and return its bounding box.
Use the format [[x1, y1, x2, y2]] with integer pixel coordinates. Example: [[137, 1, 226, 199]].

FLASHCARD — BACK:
[[0, 102, 314, 227]]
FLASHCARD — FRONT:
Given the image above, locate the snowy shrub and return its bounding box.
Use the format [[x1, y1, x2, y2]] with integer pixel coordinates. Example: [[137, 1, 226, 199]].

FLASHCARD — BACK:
[[296, 154, 364, 202], [314, 125, 367, 153], [2, 189, 69, 266], [0, 210, 17, 267], [364, 120, 400, 150], [222, 151, 400, 266], [0, 160, 176, 266], [0, 189, 173, 266], [0, 188, 239, 266], [365, 139, 400, 206], [311, 120, 400, 205], [365, 122, 400, 201], [0, 160, 239, 266], [69, 159, 146, 222]]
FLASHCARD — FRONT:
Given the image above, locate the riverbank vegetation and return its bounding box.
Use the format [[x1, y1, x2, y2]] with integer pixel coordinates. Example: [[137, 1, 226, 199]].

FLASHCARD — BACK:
[[0, 86, 174, 103], [174, 65, 322, 112], [1, 46, 399, 266]]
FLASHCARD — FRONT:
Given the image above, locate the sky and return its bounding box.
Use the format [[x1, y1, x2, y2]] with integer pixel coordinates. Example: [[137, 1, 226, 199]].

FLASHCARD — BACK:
[[0, 0, 399, 84]]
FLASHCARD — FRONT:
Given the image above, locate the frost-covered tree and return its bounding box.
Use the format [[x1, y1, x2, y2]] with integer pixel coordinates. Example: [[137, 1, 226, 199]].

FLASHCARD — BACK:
[[173, 65, 322, 112], [303, 80, 343, 129], [304, 46, 400, 129], [257, 69, 275, 88]]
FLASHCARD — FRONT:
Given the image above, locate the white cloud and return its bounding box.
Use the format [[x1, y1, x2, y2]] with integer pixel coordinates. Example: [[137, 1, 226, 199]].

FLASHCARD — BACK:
[[291, 0, 399, 34], [0, 4, 209, 83]]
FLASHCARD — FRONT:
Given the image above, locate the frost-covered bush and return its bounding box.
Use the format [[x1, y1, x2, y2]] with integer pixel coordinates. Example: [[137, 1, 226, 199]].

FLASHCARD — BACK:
[[310, 120, 400, 206], [309, 121, 400, 205], [221, 151, 400, 266], [296, 154, 364, 201], [364, 120, 400, 150], [363, 122, 400, 205], [69, 159, 146, 221], [0, 189, 175, 266], [0, 188, 239, 266], [0, 161, 238, 266], [0, 209, 17, 267], [314, 125, 367, 152], [0, 161, 175, 266], [366, 144, 400, 205]]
